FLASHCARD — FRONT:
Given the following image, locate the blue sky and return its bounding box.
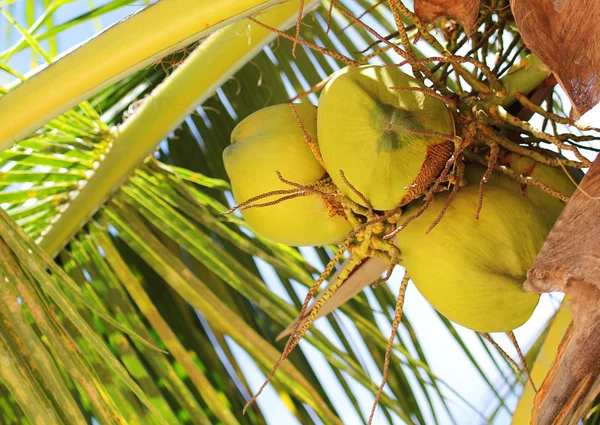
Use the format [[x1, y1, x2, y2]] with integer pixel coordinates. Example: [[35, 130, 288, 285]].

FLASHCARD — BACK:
[[0, 1, 581, 424]]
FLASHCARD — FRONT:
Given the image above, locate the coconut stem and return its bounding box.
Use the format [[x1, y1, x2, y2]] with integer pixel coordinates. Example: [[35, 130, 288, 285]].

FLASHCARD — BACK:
[[509, 331, 538, 393], [248, 17, 358, 66], [244, 241, 358, 413], [368, 272, 409, 425], [475, 141, 499, 220], [339, 170, 374, 217], [489, 105, 592, 166], [288, 103, 327, 168], [425, 159, 465, 233], [243, 237, 353, 413], [483, 54, 551, 108], [514, 93, 600, 133], [481, 333, 524, 375]]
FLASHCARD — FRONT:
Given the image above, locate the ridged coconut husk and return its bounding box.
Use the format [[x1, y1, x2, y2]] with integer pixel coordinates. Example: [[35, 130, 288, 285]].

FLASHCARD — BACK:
[[414, 0, 481, 35], [403, 141, 454, 201]]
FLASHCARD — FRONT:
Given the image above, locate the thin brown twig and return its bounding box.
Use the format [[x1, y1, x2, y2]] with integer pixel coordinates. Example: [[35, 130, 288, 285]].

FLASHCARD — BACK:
[[384, 197, 431, 240], [248, 17, 358, 66], [292, 0, 305, 58], [481, 333, 523, 376], [288, 74, 334, 102], [357, 31, 400, 54], [355, 42, 400, 65], [425, 159, 464, 233], [371, 249, 399, 289], [489, 105, 592, 167], [221, 188, 300, 215], [469, 152, 573, 203], [326, 0, 334, 34], [515, 93, 600, 133], [235, 193, 309, 211], [384, 143, 466, 240], [387, 0, 434, 86], [508, 331, 538, 393], [275, 171, 328, 195], [561, 139, 600, 153], [221, 171, 336, 215], [336, 0, 386, 35], [492, 33, 521, 75], [478, 126, 582, 170], [368, 272, 410, 425], [330, 1, 443, 90], [289, 103, 326, 168], [243, 239, 353, 413], [475, 141, 499, 220], [497, 43, 527, 76], [339, 170, 373, 216], [389, 55, 504, 94], [462, 19, 501, 59], [387, 0, 493, 94], [273, 252, 363, 369]]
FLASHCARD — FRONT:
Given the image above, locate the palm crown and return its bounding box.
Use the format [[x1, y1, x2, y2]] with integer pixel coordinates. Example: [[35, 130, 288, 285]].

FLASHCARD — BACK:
[[0, 1, 596, 424]]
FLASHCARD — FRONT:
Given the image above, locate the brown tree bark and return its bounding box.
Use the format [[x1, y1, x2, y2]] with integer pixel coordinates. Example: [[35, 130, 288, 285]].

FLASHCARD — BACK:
[[525, 155, 600, 424]]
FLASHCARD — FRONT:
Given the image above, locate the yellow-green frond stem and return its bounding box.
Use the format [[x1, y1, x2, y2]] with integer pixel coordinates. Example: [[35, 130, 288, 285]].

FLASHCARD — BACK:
[[0, 0, 292, 148], [38, 0, 319, 257]]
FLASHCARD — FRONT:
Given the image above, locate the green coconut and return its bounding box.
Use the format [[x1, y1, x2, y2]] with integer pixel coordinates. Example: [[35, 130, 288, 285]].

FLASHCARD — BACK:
[[397, 184, 546, 332], [465, 152, 579, 226], [223, 104, 352, 246], [318, 65, 455, 210]]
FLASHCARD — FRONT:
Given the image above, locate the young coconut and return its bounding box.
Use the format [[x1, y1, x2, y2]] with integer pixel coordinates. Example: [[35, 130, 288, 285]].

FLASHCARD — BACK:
[[397, 184, 546, 332], [466, 153, 580, 226], [223, 104, 352, 246], [318, 65, 455, 211]]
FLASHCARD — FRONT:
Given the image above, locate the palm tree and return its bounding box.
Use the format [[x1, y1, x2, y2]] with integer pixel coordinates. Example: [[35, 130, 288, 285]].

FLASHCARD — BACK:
[[0, 1, 595, 424]]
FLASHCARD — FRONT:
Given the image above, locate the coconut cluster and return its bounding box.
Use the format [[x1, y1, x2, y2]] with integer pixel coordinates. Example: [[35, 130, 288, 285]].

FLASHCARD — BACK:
[[223, 65, 454, 245], [223, 64, 578, 333], [223, 103, 352, 246]]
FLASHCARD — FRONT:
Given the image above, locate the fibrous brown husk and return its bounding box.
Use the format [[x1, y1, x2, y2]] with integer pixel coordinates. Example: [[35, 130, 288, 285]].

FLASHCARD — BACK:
[[406, 141, 454, 200], [414, 0, 480, 35], [525, 156, 600, 424], [511, 0, 600, 118]]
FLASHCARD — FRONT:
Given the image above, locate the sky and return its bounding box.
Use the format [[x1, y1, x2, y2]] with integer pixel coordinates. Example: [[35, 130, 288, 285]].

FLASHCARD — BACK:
[[0, 1, 595, 424]]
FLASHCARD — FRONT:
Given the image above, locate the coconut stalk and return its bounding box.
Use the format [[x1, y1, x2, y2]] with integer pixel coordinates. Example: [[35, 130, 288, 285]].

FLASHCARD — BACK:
[[38, 0, 320, 258], [0, 0, 291, 149], [482, 54, 550, 108]]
